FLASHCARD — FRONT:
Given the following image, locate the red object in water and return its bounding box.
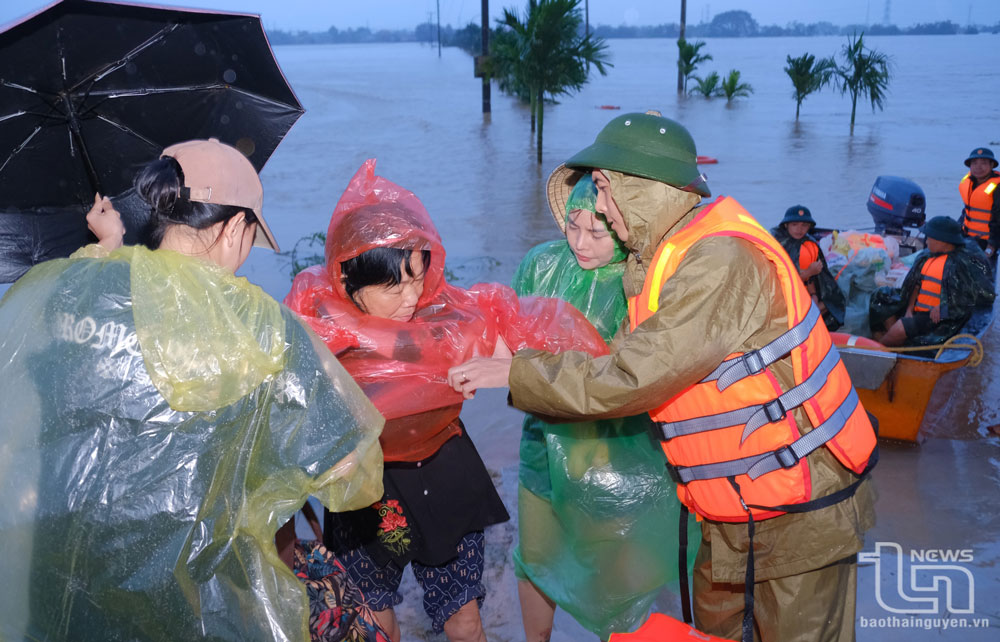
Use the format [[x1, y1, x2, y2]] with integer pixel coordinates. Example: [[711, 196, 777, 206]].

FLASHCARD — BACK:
[[696, 155, 718, 164], [598, 105, 621, 110]]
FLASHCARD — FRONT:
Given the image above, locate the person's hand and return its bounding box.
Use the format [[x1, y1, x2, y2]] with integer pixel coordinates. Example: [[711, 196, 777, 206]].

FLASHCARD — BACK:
[[806, 260, 823, 278], [930, 306, 941, 323], [447, 357, 512, 400], [491, 337, 512, 358], [86, 193, 125, 250]]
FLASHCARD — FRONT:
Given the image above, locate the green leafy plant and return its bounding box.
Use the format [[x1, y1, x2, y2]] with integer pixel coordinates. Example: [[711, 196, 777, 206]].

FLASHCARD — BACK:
[[492, 0, 610, 162], [719, 69, 753, 103], [282, 231, 326, 277], [677, 38, 712, 93], [689, 71, 721, 97], [784, 52, 836, 120], [835, 32, 892, 133]]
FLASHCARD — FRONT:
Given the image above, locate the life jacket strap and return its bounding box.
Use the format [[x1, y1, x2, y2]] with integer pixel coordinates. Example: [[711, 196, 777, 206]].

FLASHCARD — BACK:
[[723, 439, 878, 642], [700, 304, 821, 391], [657, 345, 841, 444], [678, 504, 693, 624], [673, 387, 860, 483]]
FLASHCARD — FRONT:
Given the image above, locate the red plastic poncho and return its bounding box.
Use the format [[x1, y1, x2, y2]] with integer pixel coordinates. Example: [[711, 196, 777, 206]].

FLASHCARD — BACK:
[[285, 159, 607, 461]]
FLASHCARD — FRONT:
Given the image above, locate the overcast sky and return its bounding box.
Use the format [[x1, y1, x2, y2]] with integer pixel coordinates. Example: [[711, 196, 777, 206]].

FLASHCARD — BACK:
[[2, 0, 999, 32]]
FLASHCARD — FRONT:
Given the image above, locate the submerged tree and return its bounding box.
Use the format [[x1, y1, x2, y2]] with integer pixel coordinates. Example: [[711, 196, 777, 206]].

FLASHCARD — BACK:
[[492, 0, 610, 163], [784, 52, 836, 120], [719, 69, 753, 103], [835, 32, 892, 134], [689, 71, 721, 98], [677, 38, 712, 93]]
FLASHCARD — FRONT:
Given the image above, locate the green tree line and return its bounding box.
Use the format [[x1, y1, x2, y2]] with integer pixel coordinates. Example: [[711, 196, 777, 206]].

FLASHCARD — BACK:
[[265, 9, 997, 49]]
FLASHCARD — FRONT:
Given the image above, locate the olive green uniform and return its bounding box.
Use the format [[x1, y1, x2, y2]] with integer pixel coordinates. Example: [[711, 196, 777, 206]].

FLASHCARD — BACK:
[[508, 169, 875, 642]]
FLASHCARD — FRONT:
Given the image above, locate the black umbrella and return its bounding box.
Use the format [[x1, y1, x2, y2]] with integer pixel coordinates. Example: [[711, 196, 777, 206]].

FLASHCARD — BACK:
[[0, 0, 304, 281]]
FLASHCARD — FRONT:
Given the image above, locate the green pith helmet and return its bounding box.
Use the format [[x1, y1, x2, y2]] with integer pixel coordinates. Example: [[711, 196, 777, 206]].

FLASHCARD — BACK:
[[965, 147, 998, 168], [780, 205, 816, 227], [922, 216, 964, 245], [565, 111, 711, 197]]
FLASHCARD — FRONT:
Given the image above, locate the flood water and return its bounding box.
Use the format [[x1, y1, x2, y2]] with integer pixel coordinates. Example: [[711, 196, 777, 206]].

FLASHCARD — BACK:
[[252, 34, 1000, 640], [243, 34, 1000, 300]]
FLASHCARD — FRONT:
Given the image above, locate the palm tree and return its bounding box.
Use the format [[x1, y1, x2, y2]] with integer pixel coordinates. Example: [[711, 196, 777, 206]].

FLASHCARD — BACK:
[[719, 69, 753, 103], [689, 71, 721, 98], [677, 38, 712, 93], [784, 53, 836, 120], [835, 32, 892, 134], [492, 0, 610, 162], [490, 23, 532, 117]]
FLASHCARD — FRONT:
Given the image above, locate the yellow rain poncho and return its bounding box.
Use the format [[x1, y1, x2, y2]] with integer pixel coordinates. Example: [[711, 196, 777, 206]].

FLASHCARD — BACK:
[[0, 245, 384, 641]]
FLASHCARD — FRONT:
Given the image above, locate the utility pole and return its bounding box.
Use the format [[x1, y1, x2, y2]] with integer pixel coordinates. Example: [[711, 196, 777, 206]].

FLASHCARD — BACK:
[[480, 0, 491, 113], [585, 0, 589, 39], [436, 0, 442, 57], [677, 0, 686, 95]]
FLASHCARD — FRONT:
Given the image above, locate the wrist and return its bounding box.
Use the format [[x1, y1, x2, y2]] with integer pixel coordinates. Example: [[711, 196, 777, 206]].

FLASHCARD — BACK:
[[98, 233, 124, 251]]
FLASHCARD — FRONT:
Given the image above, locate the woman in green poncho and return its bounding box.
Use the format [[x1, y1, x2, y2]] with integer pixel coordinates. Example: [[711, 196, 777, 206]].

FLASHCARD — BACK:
[[512, 167, 695, 641]]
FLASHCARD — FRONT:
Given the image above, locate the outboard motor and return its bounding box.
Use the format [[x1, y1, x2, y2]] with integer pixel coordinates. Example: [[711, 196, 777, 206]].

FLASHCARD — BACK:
[[867, 175, 926, 234]]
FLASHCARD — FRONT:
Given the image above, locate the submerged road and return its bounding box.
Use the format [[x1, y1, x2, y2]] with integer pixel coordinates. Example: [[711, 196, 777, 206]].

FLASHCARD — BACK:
[[854, 315, 1000, 639]]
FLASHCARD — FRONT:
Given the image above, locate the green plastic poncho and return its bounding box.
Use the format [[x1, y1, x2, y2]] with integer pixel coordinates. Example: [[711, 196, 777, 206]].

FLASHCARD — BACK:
[[0, 245, 384, 641], [511, 176, 697, 639]]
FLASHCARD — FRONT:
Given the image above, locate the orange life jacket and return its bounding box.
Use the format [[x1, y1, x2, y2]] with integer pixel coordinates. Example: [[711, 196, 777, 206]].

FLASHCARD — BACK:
[[608, 613, 730, 642], [913, 254, 947, 313], [627, 197, 876, 522], [959, 172, 1000, 239]]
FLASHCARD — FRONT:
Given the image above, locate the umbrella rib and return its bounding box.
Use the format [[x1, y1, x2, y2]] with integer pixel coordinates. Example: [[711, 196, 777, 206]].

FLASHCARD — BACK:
[[92, 114, 159, 148], [82, 82, 230, 98], [0, 126, 42, 177], [1, 79, 44, 95], [0, 110, 76, 125], [68, 23, 182, 94], [0, 110, 28, 123], [80, 84, 304, 112]]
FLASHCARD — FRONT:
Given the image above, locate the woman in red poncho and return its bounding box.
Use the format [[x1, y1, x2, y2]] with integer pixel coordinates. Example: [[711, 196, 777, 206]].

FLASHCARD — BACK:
[[285, 160, 607, 642]]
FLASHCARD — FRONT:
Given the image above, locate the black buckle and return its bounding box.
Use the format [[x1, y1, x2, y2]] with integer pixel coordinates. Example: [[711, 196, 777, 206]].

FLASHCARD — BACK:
[[651, 421, 671, 442], [762, 398, 786, 423], [665, 463, 683, 484], [774, 445, 800, 469], [741, 349, 766, 377]]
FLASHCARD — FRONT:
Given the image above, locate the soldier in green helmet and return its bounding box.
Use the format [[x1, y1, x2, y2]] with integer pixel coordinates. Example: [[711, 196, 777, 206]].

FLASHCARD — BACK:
[[448, 111, 876, 642]]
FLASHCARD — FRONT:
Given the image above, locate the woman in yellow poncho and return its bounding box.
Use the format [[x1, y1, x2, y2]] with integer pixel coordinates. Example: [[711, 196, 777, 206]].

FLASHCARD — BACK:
[[0, 140, 384, 641]]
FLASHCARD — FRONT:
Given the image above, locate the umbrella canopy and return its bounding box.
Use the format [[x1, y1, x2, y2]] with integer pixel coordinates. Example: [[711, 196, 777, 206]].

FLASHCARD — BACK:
[[0, 0, 304, 281]]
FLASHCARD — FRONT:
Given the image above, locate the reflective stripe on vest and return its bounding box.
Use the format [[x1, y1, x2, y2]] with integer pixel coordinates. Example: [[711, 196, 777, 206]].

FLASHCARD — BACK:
[[627, 196, 876, 522], [913, 255, 947, 312], [959, 173, 1000, 239]]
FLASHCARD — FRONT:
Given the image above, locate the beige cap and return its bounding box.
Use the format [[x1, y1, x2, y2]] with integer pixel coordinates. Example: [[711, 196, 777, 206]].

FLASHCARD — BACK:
[[161, 138, 279, 252]]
